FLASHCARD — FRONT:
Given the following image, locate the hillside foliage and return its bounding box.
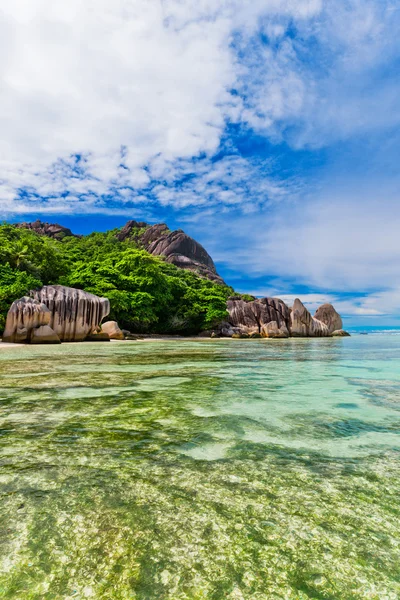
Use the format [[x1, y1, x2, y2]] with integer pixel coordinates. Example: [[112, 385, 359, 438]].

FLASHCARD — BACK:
[[0, 224, 233, 334]]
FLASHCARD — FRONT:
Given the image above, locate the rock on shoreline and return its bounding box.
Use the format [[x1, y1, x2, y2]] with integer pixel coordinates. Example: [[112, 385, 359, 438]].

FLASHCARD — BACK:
[[211, 296, 349, 338], [3, 286, 110, 344]]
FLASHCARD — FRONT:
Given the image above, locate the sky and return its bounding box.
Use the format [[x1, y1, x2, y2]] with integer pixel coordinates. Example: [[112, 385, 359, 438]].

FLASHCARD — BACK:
[[1, 0, 400, 328]]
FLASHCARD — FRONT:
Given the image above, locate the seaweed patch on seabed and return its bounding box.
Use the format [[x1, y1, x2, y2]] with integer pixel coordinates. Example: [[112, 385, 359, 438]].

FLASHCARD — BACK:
[[0, 340, 400, 599]]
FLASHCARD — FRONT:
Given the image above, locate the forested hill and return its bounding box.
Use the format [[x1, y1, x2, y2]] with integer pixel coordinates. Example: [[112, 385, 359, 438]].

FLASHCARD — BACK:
[[0, 221, 233, 335]]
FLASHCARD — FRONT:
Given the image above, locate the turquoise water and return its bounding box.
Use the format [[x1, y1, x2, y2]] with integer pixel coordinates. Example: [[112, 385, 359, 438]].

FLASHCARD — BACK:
[[0, 336, 400, 599]]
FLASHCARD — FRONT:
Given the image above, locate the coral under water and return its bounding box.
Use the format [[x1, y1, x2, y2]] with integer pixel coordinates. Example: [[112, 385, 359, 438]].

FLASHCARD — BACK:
[[0, 337, 400, 599]]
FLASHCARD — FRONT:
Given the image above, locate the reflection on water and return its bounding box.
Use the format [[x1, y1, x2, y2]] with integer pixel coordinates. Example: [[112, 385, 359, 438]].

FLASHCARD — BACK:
[[0, 337, 400, 599]]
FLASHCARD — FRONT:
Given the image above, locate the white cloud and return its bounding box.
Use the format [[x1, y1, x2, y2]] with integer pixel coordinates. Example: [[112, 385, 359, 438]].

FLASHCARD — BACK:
[[1, 0, 397, 214], [0, 0, 323, 213]]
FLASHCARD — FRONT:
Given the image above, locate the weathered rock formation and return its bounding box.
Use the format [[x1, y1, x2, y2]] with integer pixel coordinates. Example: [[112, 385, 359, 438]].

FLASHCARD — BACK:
[[101, 320, 124, 340], [331, 329, 351, 337], [3, 286, 110, 343], [227, 296, 291, 336], [16, 219, 78, 240], [224, 296, 346, 338], [31, 325, 61, 344], [262, 321, 290, 338], [31, 286, 110, 342], [290, 299, 330, 337], [314, 303, 343, 334], [2, 297, 60, 343], [117, 220, 225, 284]]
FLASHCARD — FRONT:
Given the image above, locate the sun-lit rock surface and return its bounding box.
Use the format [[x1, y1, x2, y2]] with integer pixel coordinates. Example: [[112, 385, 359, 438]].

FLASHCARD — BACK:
[[2, 297, 55, 343], [261, 320, 289, 338], [31, 286, 110, 342], [2, 286, 110, 344], [226, 296, 341, 337], [117, 220, 225, 284], [101, 321, 124, 340], [290, 298, 330, 337], [227, 296, 292, 336], [16, 219, 78, 240], [314, 303, 343, 334]]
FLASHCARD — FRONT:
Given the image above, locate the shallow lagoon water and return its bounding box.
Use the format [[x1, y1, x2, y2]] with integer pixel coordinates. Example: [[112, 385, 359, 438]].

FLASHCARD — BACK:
[[0, 337, 400, 599]]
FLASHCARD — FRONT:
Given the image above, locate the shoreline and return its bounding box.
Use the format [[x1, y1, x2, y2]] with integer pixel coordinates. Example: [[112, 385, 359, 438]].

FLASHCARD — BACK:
[[0, 334, 360, 349]]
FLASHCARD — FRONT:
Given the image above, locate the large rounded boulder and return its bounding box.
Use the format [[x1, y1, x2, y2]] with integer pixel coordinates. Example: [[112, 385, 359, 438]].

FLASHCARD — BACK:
[[314, 303, 343, 334], [3, 286, 110, 344], [101, 321, 124, 340], [31, 286, 110, 342], [290, 299, 330, 337], [2, 297, 56, 343]]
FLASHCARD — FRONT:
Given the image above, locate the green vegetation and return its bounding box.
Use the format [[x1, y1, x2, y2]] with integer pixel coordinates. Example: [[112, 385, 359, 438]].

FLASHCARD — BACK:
[[0, 224, 233, 334]]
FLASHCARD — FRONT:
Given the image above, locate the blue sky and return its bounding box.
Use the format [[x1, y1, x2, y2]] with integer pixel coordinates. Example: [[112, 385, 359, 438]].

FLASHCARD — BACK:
[[1, 0, 400, 327]]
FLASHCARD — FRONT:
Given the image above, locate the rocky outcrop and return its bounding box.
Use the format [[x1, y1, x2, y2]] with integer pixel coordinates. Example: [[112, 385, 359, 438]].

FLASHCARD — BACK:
[[101, 321, 124, 340], [314, 304, 343, 334], [290, 298, 330, 337], [116, 220, 225, 284], [2, 297, 59, 343], [16, 220, 78, 240], [262, 321, 289, 338], [3, 287, 110, 343], [227, 296, 291, 336], [31, 286, 110, 342], [224, 296, 345, 338], [332, 329, 351, 337], [116, 220, 150, 242]]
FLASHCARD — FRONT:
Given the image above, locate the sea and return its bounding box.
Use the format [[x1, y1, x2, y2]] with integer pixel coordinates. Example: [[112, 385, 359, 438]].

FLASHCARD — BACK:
[[348, 325, 400, 335], [0, 335, 399, 599]]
